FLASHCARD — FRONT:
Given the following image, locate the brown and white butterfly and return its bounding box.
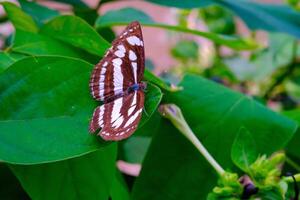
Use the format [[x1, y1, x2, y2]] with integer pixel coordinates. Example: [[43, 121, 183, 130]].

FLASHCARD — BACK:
[[89, 21, 146, 141]]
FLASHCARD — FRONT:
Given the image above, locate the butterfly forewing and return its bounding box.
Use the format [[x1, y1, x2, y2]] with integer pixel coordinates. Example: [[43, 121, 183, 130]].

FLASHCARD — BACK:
[[89, 21, 145, 102], [89, 21, 146, 141]]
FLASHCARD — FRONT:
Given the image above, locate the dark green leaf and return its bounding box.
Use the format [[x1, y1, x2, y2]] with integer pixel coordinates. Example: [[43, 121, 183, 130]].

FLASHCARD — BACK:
[[1, 2, 38, 33], [0, 52, 26, 73], [282, 110, 300, 159], [0, 164, 29, 200], [110, 170, 130, 200], [231, 127, 258, 172], [19, 0, 60, 26], [95, 8, 257, 50], [0, 56, 161, 164], [10, 145, 117, 200], [41, 15, 110, 56], [133, 74, 297, 199]]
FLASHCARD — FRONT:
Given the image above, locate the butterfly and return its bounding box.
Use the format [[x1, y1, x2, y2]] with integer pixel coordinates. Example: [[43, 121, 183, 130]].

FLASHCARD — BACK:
[[89, 21, 146, 141]]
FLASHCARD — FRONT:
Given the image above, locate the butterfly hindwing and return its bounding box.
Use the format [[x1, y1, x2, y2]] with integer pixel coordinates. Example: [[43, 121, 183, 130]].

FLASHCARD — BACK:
[[89, 91, 145, 141], [89, 21, 145, 102]]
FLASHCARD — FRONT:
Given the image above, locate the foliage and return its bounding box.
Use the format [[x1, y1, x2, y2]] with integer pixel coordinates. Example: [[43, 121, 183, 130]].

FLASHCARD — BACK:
[[0, 0, 300, 199]]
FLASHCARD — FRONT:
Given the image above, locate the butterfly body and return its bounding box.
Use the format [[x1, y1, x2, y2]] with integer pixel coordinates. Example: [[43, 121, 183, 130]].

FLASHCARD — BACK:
[[89, 21, 146, 141]]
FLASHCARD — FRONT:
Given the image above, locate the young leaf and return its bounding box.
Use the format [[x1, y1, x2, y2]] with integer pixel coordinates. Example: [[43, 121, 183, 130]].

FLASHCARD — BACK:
[[10, 145, 117, 200], [41, 15, 110, 56], [0, 56, 161, 164], [19, 0, 60, 26], [1, 2, 38, 33], [231, 127, 258, 172], [95, 8, 257, 50]]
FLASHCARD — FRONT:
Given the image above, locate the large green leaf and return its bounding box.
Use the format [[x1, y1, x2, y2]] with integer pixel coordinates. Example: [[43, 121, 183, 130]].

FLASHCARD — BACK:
[[1, 2, 38, 33], [0, 56, 161, 164], [19, 0, 60, 26], [0, 52, 26, 73], [41, 15, 110, 56], [12, 30, 93, 61], [10, 145, 117, 200], [146, 0, 300, 38], [132, 74, 297, 199], [95, 8, 257, 50], [166, 74, 296, 166]]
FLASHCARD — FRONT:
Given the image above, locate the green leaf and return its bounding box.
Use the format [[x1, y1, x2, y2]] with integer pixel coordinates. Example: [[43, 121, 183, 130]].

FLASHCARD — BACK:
[[19, 0, 60, 26], [231, 127, 258, 172], [282, 110, 300, 159], [146, 0, 300, 39], [132, 74, 297, 199], [110, 170, 130, 200], [0, 56, 161, 164], [139, 83, 163, 127], [12, 30, 97, 63], [41, 15, 110, 56], [132, 118, 217, 200], [218, 0, 300, 38], [0, 52, 26, 73], [95, 8, 257, 50], [1, 2, 38, 33], [10, 145, 117, 200]]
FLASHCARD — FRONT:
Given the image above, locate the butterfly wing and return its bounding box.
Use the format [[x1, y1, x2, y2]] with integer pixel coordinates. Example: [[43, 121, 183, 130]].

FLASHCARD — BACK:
[[89, 90, 144, 141], [89, 21, 145, 102]]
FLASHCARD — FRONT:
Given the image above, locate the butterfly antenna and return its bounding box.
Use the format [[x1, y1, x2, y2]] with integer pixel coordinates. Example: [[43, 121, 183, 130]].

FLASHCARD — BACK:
[[286, 172, 299, 200]]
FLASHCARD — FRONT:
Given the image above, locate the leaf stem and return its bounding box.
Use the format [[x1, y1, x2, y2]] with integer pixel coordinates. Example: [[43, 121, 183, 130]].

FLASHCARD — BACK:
[[283, 173, 300, 183], [159, 104, 225, 176]]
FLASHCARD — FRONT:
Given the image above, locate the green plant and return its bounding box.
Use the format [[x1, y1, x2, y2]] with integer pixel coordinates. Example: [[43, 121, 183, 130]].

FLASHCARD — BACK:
[[0, 0, 300, 199]]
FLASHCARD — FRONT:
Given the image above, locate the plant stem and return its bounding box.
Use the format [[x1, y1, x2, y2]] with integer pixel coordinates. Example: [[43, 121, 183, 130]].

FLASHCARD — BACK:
[[159, 104, 225, 176], [283, 174, 300, 183], [286, 156, 300, 172]]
